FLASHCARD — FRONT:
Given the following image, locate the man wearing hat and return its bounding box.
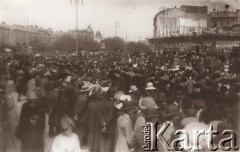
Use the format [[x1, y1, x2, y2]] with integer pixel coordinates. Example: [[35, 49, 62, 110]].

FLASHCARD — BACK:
[[160, 102, 182, 147], [128, 85, 141, 103], [134, 107, 164, 152], [0, 85, 9, 152]]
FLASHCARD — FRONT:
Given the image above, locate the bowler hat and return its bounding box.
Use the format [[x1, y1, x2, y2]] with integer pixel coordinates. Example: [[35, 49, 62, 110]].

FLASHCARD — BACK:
[[144, 107, 161, 118], [122, 101, 137, 110]]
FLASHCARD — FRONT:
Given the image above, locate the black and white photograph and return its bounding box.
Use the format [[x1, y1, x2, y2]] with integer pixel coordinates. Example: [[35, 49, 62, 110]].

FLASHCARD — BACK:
[[0, 0, 240, 152]]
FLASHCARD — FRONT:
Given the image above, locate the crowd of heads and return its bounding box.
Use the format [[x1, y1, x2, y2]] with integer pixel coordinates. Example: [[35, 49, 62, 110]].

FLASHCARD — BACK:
[[0, 46, 239, 151]]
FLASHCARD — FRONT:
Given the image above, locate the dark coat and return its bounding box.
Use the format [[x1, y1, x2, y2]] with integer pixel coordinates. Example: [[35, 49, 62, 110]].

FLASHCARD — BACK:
[[16, 101, 45, 152], [0, 95, 8, 152], [87, 98, 117, 152]]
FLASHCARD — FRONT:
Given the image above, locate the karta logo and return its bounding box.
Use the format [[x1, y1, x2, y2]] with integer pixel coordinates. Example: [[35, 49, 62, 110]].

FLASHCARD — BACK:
[[142, 122, 239, 151]]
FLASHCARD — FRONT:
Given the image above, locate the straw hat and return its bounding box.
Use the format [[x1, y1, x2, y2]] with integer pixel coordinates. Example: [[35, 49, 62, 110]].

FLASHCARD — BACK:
[[145, 82, 156, 90], [129, 85, 138, 93], [80, 81, 94, 92], [44, 71, 51, 77]]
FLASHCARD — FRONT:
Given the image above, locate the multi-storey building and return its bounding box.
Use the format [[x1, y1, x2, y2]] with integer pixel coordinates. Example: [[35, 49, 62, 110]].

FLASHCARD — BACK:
[[208, 9, 240, 34], [153, 5, 208, 38], [0, 22, 52, 47], [52, 25, 94, 42], [150, 5, 240, 50]]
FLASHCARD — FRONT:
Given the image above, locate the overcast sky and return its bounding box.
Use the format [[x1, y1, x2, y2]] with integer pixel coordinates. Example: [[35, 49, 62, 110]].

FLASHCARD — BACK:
[[0, 0, 239, 41]]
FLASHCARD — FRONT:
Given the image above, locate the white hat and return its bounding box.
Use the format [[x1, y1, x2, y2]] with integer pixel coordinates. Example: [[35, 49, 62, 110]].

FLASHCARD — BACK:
[[80, 81, 94, 92], [119, 95, 131, 102], [133, 64, 137, 68], [114, 91, 124, 100], [145, 82, 156, 90], [44, 72, 51, 77], [65, 76, 72, 83], [129, 85, 138, 93], [115, 102, 123, 109]]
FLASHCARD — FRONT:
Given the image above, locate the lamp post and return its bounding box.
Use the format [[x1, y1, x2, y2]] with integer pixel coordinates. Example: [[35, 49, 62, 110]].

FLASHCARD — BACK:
[[75, 0, 79, 52], [125, 31, 129, 61]]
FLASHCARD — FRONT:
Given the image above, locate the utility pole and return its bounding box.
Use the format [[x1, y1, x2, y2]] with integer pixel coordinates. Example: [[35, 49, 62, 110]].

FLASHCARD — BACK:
[[125, 31, 129, 42], [75, 0, 79, 52], [115, 22, 120, 36], [125, 31, 129, 61]]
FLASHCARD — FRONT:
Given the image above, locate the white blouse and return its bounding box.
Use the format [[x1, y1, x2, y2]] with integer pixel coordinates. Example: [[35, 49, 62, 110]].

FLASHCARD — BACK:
[[52, 133, 81, 152]]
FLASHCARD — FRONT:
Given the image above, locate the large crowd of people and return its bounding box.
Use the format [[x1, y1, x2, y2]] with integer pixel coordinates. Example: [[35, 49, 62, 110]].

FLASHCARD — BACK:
[[0, 46, 239, 152]]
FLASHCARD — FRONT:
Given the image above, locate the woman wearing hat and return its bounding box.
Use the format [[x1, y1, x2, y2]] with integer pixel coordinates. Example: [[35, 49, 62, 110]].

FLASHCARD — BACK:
[[26, 72, 38, 101], [87, 87, 116, 152], [134, 107, 164, 152], [115, 101, 137, 152], [52, 115, 82, 152], [160, 102, 182, 147]]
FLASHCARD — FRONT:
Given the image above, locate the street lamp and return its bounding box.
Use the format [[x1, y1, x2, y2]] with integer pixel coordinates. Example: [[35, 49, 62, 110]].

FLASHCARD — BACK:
[[71, 0, 83, 52]]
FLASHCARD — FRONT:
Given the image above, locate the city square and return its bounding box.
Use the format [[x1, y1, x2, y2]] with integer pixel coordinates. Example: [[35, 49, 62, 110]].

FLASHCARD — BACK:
[[0, 0, 240, 152]]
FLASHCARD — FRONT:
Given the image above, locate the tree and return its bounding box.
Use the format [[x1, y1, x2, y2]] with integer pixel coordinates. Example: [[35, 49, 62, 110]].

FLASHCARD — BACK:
[[78, 38, 100, 51], [104, 37, 125, 52], [30, 37, 51, 52], [52, 35, 100, 52], [127, 41, 150, 55], [52, 35, 75, 52]]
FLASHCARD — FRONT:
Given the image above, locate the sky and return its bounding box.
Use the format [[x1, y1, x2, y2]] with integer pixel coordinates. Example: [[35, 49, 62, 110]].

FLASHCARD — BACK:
[[0, 0, 239, 41]]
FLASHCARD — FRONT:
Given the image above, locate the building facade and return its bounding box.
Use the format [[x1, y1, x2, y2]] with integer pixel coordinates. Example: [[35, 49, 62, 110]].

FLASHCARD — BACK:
[[0, 22, 52, 48], [208, 9, 240, 34], [52, 25, 94, 42], [153, 5, 208, 38]]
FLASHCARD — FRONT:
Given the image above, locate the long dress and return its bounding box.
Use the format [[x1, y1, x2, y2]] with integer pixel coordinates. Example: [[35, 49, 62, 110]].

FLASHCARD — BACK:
[[115, 113, 134, 152], [26, 78, 38, 100]]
